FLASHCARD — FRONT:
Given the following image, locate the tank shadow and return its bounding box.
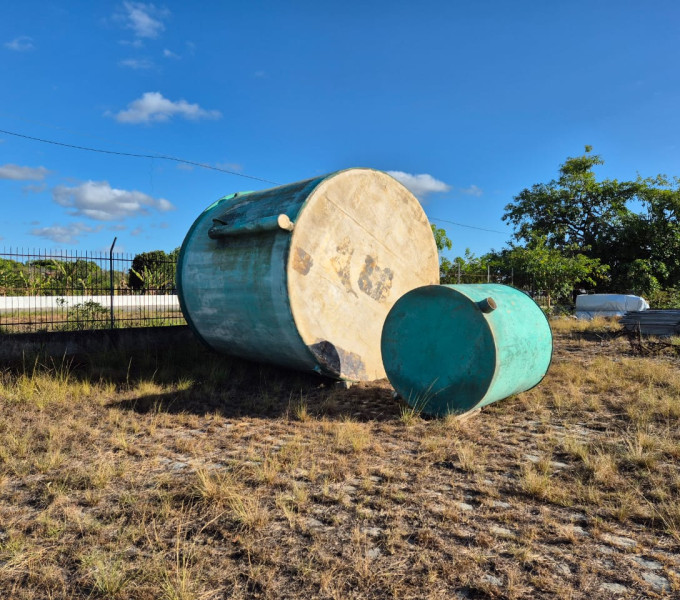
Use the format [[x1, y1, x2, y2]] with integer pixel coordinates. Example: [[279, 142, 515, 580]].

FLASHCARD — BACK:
[[77, 337, 406, 422], [110, 379, 403, 422]]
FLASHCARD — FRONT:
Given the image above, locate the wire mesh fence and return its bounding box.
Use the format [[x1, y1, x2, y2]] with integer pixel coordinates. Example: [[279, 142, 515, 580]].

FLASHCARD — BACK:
[[0, 246, 565, 335], [442, 266, 552, 307], [0, 247, 185, 334]]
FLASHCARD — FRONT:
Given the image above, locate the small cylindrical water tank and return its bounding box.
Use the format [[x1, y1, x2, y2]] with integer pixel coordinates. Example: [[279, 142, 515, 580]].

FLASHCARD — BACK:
[[380, 284, 552, 416], [177, 168, 439, 381]]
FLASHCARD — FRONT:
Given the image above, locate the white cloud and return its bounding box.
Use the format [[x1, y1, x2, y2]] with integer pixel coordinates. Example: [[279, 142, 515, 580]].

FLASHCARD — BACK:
[[119, 57, 154, 69], [121, 2, 169, 39], [459, 184, 483, 197], [131, 227, 143, 236], [0, 164, 49, 181], [30, 222, 99, 244], [109, 224, 127, 231], [53, 180, 175, 221], [387, 171, 451, 200], [111, 91, 221, 124], [4, 36, 34, 52], [163, 48, 179, 58]]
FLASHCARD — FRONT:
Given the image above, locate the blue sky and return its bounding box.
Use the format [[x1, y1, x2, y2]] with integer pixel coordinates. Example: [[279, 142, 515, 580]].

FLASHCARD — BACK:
[[1, 1, 678, 258]]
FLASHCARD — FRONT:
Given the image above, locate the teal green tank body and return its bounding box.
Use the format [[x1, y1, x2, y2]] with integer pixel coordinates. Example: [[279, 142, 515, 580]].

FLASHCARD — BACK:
[[380, 284, 553, 416], [176, 176, 325, 373]]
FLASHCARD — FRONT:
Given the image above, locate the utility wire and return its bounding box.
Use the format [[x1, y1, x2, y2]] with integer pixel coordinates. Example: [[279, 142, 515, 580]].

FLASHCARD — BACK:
[[1, 125, 509, 235], [0, 127, 280, 185], [429, 216, 507, 235]]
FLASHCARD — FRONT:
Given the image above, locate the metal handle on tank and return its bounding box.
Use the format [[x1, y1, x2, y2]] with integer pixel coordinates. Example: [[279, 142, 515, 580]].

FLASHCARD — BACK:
[[208, 214, 295, 239]]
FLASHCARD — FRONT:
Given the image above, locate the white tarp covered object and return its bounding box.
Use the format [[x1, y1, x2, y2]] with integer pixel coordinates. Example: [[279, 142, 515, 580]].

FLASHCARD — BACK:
[[575, 294, 649, 320]]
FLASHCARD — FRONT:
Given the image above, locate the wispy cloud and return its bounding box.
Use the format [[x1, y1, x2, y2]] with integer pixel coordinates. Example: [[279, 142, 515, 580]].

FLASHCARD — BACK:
[[0, 164, 49, 181], [119, 39, 144, 48], [163, 48, 179, 59], [4, 36, 34, 52], [30, 222, 100, 244], [110, 91, 221, 124], [131, 227, 143, 236], [120, 2, 169, 39], [23, 183, 48, 194], [215, 161, 243, 173], [459, 184, 483, 197], [53, 180, 174, 221], [119, 57, 154, 69], [387, 171, 451, 200]]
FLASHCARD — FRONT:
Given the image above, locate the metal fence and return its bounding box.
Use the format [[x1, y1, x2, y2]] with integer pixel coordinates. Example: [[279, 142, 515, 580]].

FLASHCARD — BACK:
[[0, 246, 567, 334], [0, 247, 185, 334], [443, 266, 552, 307]]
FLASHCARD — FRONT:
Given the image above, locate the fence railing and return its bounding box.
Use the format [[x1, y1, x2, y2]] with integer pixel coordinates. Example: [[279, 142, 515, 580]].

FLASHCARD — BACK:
[[0, 248, 185, 333], [0, 247, 568, 334]]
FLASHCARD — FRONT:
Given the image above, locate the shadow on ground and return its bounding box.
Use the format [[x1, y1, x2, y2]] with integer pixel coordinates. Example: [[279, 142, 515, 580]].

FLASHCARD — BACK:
[[70, 337, 406, 422]]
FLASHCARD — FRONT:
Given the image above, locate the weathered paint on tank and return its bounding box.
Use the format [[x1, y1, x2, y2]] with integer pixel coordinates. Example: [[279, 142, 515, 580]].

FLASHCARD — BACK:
[[177, 169, 440, 380], [176, 176, 326, 373], [380, 284, 553, 416]]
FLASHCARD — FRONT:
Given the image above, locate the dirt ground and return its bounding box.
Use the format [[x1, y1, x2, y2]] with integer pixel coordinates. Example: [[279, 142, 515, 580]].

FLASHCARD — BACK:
[[0, 320, 678, 599]]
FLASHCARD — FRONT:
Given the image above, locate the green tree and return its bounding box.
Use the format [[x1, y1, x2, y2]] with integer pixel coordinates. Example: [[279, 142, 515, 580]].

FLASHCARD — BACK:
[[431, 224, 453, 282], [431, 224, 452, 253], [0, 258, 28, 294], [128, 250, 177, 293], [504, 235, 608, 308], [23, 259, 103, 295], [606, 176, 680, 294], [442, 249, 493, 284], [503, 146, 639, 253], [503, 147, 680, 296]]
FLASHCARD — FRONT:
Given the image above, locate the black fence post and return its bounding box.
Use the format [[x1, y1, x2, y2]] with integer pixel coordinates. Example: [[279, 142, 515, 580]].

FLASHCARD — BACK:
[[109, 237, 117, 329]]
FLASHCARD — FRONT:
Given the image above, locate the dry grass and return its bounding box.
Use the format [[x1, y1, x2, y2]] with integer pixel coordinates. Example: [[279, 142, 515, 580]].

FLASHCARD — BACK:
[[0, 319, 679, 599]]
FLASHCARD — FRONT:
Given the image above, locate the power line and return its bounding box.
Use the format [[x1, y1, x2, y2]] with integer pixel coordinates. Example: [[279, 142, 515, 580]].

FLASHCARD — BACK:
[[1, 125, 511, 235], [0, 127, 280, 185], [429, 216, 508, 235]]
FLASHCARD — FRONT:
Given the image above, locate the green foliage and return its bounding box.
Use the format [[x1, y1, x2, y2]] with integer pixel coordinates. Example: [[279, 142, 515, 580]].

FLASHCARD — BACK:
[[503, 235, 608, 306], [440, 249, 492, 284], [128, 249, 178, 293], [647, 287, 680, 309], [503, 146, 680, 297], [1, 258, 106, 296], [431, 224, 452, 253], [0, 258, 27, 293], [503, 147, 638, 251], [56, 299, 109, 331]]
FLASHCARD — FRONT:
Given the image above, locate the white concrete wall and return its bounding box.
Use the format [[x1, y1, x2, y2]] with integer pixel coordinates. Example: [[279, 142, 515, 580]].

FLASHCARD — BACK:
[[0, 295, 180, 312]]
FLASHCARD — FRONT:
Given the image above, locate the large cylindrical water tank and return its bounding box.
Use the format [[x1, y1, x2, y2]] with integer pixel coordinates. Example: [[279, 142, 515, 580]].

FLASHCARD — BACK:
[[380, 284, 552, 416], [177, 168, 439, 381]]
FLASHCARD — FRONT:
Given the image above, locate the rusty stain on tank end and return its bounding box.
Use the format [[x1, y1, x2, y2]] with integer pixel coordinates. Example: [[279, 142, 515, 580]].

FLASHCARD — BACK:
[[358, 256, 393, 302], [292, 247, 313, 275], [330, 237, 358, 297], [309, 339, 367, 380]]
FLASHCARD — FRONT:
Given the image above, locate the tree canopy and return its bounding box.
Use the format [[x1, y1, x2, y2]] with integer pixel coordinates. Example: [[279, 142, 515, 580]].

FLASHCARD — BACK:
[[128, 248, 180, 292], [502, 147, 680, 298]]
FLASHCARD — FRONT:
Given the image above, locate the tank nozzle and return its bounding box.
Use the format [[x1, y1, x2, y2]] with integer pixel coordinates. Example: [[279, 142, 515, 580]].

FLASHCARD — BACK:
[[477, 297, 497, 313]]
